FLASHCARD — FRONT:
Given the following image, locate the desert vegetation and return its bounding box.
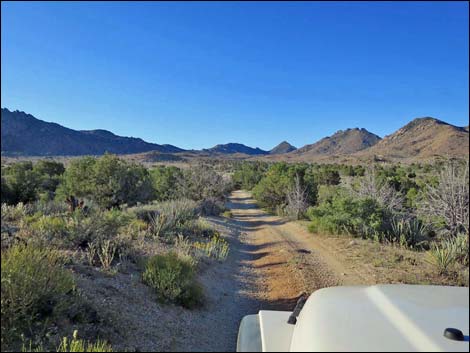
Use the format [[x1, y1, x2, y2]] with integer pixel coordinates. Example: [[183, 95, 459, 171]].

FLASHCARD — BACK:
[[233, 159, 469, 283], [1, 155, 232, 351], [1, 154, 469, 351]]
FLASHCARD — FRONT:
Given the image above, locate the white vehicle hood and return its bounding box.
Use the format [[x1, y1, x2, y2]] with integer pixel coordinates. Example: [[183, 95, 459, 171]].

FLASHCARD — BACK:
[[290, 285, 469, 352]]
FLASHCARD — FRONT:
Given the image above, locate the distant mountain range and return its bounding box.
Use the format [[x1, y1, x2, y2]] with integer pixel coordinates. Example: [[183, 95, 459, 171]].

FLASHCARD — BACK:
[[1, 108, 468, 162], [1, 108, 183, 156], [203, 143, 268, 155]]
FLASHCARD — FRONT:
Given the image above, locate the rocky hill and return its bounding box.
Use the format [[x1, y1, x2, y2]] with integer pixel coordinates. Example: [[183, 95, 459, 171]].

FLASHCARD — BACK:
[[269, 141, 297, 154], [291, 128, 381, 159], [1, 108, 184, 156], [354, 117, 469, 161]]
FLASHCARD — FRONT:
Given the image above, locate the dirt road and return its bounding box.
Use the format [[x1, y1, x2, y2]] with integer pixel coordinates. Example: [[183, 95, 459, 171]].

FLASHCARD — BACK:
[[223, 190, 368, 309], [77, 190, 371, 352], [172, 190, 371, 351]]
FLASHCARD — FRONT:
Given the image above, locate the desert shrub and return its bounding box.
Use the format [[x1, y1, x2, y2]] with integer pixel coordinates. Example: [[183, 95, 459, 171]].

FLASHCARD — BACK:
[[29, 216, 68, 238], [232, 162, 267, 190], [142, 252, 203, 308], [193, 233, 229, 261], [33, 161, 65, 200], [181, 218, 218, 238], [307, 193, 386, 239], [57, 154, 154, 209], [252, 163, 317, 213], [177, 164, 232, 202], [173, 234, 197, 266], [197, 197, 226, 216], [144, 199, 199, 238], [419, 160, 469, 237], [1, 203, 30, 223], [1, 162, 40, 205], [1, 245, 75, 347], [149, 166, 183, 201], [28, 199, 68, 216], [354, 169, 404, 212], [1, 161, 66, 205], [252, 163, 291, 209], [16, 208, 136, 257], [314, 168, 341, 186]]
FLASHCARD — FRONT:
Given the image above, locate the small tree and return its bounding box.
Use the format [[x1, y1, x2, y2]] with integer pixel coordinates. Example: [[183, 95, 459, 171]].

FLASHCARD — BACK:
[[420, 160, 469, 237], [286, 174, 308, 220], [356, 168, 404, 212]]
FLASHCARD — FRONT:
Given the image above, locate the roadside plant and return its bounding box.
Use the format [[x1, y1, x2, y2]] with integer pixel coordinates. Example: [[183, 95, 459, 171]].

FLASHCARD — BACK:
[[142, 252, 203, 308], [389, 217, 427, 248], [285, 174, 308, 220], [193, 233, 230, 261], [56, 330, 113, 352], [1, 245, 75, 347], [355, 169, 404, 211], [427, 240, 457, 274], [96, 239, 117, 271], [86, 242, 98, 266], [419, 160, 469, 237]]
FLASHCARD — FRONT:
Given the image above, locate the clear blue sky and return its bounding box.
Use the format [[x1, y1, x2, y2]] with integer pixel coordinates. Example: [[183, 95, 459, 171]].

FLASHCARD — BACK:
[[1, 1, 468, 150]]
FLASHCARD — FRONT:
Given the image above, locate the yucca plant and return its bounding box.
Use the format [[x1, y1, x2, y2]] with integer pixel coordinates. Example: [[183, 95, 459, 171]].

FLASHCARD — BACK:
[[390, 217, 426, 248], [427, 240, 457, 274]]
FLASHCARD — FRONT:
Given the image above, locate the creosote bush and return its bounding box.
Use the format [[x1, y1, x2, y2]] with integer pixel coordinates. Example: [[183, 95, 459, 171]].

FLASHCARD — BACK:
[[142, 252, 203, 309]]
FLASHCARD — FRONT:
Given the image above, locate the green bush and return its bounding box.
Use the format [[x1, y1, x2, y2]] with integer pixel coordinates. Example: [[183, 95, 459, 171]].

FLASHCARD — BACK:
[[29, 215, 68, 238], [1, 245, 75, 347], [57, 154, 154, 209], [142, 252, 203, 308], [149, 166, 183, 201], [232, 162, 267, 190], [1, 161, 66, 205], [1, 162, 40, 204], [140, 199, 198, 238], [307, 193, 386, 238], [252, 163, 317, 212]]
